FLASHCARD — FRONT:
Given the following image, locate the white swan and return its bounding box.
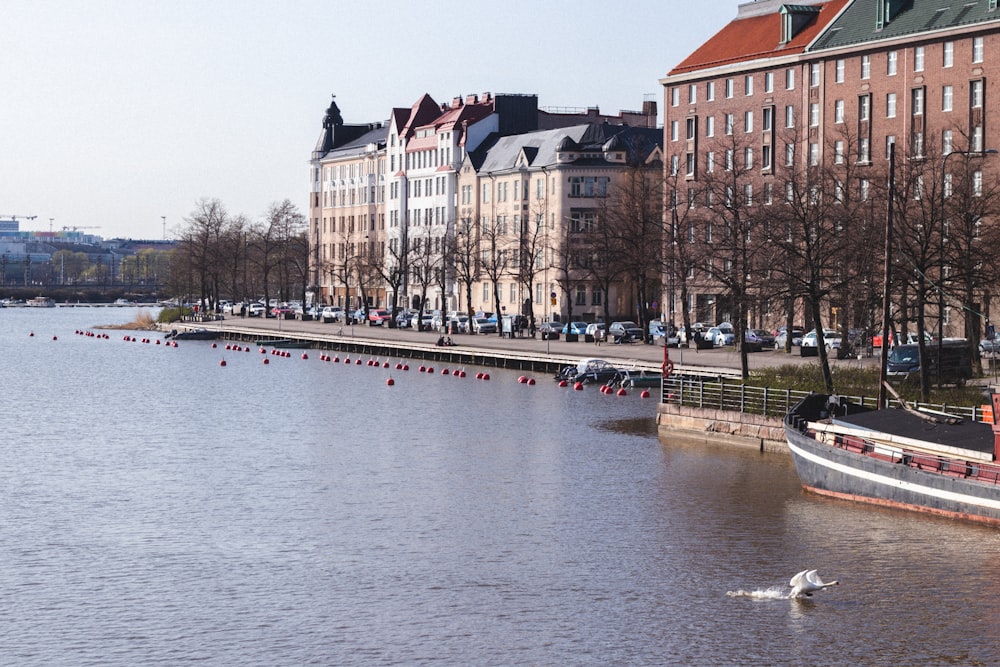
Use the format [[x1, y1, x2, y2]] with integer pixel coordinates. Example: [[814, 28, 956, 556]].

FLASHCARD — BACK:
[[789, 569, 839, 598]]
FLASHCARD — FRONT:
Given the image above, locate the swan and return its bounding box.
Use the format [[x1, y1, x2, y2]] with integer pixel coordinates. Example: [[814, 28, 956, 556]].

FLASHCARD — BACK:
[[789, 569, 839, 598]]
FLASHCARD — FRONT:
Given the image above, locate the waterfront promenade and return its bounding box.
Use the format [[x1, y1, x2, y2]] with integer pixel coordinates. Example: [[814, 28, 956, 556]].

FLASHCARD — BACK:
[[177, 315, 879, 377]]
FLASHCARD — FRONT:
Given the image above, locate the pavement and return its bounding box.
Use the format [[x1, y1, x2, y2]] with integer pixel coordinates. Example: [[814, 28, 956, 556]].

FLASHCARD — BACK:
[[201, 315, 882, 376]]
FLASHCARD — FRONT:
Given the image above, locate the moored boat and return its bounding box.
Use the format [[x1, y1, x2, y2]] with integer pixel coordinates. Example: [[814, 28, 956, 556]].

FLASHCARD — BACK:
[[167, 328, 221, 341], [784, 392, 1000, 526], [26, 296, 56, 308]]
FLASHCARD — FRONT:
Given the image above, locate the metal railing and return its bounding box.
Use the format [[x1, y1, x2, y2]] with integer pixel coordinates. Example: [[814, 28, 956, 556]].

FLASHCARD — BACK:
[[661, 374, 985, 422]]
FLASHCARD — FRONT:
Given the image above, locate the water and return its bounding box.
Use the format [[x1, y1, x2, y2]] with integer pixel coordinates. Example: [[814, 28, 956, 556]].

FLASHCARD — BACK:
[[3, 307, 1000, 666]]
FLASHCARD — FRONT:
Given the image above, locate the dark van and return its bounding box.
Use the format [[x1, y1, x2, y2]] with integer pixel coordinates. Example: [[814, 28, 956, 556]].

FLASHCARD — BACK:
[[886, 340, 973, 386]]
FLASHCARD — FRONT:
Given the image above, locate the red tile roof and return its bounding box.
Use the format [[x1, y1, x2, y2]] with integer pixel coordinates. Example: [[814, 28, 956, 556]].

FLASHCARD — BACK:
[[668, 0, 850, 76]]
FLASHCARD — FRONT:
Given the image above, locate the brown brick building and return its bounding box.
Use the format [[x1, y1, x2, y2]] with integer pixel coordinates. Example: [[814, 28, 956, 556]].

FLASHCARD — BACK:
[[661, 0, 1000, 347]]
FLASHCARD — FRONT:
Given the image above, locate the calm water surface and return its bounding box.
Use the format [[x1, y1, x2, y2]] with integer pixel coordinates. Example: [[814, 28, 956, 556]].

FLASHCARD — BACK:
[[3, 307, 1000, 666]]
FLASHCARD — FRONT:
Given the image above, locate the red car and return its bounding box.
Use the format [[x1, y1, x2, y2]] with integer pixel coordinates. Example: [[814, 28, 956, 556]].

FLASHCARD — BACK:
[[368, 309, 391, 325]]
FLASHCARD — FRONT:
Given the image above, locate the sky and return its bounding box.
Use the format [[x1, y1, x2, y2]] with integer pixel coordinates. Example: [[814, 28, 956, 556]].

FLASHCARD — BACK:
[[3, 0, 738, 240]]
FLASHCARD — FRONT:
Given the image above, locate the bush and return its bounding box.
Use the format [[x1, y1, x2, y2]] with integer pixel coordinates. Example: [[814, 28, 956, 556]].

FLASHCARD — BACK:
[[747, 364, 985, 406], [157, 307, 191, 323]]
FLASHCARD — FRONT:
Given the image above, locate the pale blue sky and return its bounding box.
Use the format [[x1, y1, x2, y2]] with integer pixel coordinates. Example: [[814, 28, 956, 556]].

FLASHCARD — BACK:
[[3, 0, 738, 239]]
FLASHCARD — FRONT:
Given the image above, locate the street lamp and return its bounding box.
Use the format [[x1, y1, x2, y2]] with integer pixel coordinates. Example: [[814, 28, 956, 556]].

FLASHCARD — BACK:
[[938, 148, 997, 386]]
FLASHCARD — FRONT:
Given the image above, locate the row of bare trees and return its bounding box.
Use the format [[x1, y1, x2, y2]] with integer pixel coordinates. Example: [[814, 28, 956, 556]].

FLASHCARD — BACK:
[[168, 198, 308, 313], [668, 125, 1000, 396]]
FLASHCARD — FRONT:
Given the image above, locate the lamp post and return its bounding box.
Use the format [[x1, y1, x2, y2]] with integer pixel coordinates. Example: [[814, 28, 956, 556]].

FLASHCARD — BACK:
[[938, 148, 997, 387]]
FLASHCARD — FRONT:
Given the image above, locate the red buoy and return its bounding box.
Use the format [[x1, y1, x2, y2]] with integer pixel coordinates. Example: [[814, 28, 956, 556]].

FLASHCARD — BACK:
[[640, 389, 651, 398], [301, 353, 308, 360], [527, 378, 535, 385], [558, 380, 568, 387], [481, 373, 490, 381], [518, 376, 528, 384], [574, 381, 584, 391], [616, 388, 627, 396], [220, 359, 227, 367], [386, 377, 395, 386], [263, 357, 269, 365]]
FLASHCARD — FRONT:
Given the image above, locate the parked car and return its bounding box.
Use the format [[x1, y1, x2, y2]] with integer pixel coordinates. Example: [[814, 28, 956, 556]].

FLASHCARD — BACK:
[[585, 322, 606, 342], [609, 321, 643, 343], [392, 309, 410, 327], [678, 322, 708, 345], [539, 321, 562, 340], [706, 326, 735, 347], [981, 335, 1000, 354], [774, 327, 804, 348], [321, 306, 344, 323], [472, 317, 497, 334], [247, 302, 265, 317], [744, 329, 775, 352], [562, 321, 589, 335], [800, 329, 842, 357], [270, 304, 293, 317], [368, 309, 391, 326]]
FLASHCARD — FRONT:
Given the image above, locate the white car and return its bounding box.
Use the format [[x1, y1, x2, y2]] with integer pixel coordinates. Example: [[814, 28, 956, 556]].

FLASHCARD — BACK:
[[800, 329, 842, 357], [321, 306, 344, 323]]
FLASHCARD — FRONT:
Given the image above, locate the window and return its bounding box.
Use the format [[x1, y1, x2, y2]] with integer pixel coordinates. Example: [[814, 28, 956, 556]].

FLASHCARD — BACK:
[[706, 151, 715, 173], [860, 54, 871, 80], [688, 84, 697, 104], [686, 152, 696, 176], [886, 135, 897, 159], [859, 95, 870, 121], [671, 88, 680, 107], [785, 143, 795, 166], [810, 63, 820, 87], [725, 113, 734, 135], [809, 143, 819, 166], [725, 148, 734, 171], [744, 147, 753, 169], [971, 79, 984, 108], [835, 140, 845, 164], [974, 36, 984, 63], [886, 92, 896, 118], [762, 144, 772, 170], [860, 178, 870, 201], [686, 117, 696, 140], [744, 184, 753, 206], [911, 88, 924, 115], [974, 170, 984, 197], [762, 107, 772, 131], [725, 78, 734, 98], [943, 41, 954, 68], [764, 71, 774, 93], [912, 132, 923, 157], [942, 85, 953, 112], [835, 59, 845, 83], [859, 137, 870, 163], [670, 121, 679, 142], [834, 99, 845, 123], [785, 105, 795, 128], [744, 110, 753, 133], [705, 115, 715, 137], [942, 129, 953, 154], [809, 103, 819, 127], [914, 46, 924, 72], [786, 68, 795, 90], [706, 81, 715, 101], [745, 75, 754, 96], [887, 50, 898, 75], [973, 125, 984, 152]]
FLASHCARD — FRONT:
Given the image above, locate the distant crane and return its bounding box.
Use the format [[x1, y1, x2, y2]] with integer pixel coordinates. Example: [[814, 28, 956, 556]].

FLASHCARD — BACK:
[[0, 214, 37, 222], [62, 226, 102, 232]]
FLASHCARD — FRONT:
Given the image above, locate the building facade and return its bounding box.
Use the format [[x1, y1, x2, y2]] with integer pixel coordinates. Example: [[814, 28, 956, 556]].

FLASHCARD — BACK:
[[661, 0, 1000, 340]]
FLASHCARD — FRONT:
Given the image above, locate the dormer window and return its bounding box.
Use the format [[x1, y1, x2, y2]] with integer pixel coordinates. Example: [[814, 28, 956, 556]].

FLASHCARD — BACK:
[[876, 0, 908, 31], [780, 4, 820, 45]]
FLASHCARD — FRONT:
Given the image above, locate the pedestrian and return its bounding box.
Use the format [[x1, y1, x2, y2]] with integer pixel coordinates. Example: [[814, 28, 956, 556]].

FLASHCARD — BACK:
[[693, 330, 701, 353]]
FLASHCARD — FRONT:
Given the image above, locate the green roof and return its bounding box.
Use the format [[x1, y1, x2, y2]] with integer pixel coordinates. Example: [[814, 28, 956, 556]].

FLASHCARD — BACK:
[[812, 0, 1000, 51]]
